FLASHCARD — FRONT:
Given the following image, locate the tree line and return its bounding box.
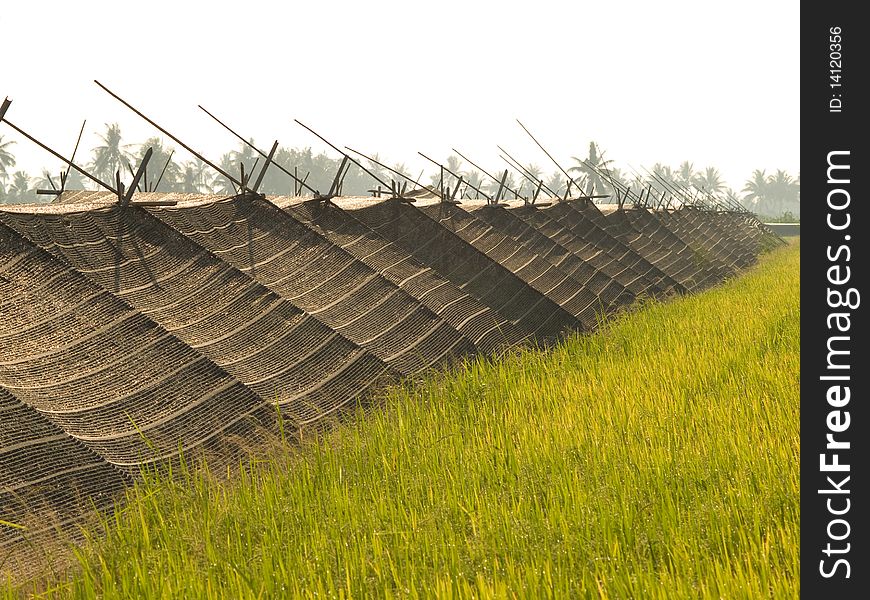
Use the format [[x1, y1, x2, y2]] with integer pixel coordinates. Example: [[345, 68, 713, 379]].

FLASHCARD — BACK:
[[0, 127, 798, 219]]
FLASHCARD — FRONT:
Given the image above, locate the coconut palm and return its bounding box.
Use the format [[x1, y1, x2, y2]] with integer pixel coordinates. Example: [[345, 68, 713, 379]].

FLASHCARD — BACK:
[[569, 142, 611, 195], [227, 139, 260, 186], [89, 123, 133, 184], [0, 135, 16, 183], [179, 158, 214, 194], [34, 166, 86, 193], [511, 163, 545, 197], [722, 187, 744, 209], [33, 169, 60, 194], [741, 169, 769, 212], [339, 162, 371, 196], [6, 171, 33, 204], [648, 163, 675, 186], [676, 161, 696, 185], [594, 167, 628, 202], [766, 169, 799, 217], [133, 138, 181, 192], [523, 163, 543, 183], [446, 155, 463, 178], [64, 167, 87, 191], [545, 171, 566, 197], [486, 169, 517, 198], [214, 152, 239, 195], [461, 169, 486, 196], [383, 162, 412, 193], [298, 149, 345, 196], [427, 155, 463, 192], [606, 167, 628, 188], [693, 166, 725, 194], [266, 147, 309, 195], [362, 153, 389, 186]]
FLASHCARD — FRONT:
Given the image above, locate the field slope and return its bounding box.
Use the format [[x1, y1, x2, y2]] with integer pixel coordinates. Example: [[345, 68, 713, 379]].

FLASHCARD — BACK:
[[6, 242, 799, 599]]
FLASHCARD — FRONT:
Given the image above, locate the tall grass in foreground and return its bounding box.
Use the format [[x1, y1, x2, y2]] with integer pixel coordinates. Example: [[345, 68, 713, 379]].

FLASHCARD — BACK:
[[6, 243, 800, 599]]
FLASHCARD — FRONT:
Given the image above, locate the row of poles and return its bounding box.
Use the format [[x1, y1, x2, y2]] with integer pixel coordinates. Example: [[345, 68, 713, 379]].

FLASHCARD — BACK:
[[1, 83, 760, 221]]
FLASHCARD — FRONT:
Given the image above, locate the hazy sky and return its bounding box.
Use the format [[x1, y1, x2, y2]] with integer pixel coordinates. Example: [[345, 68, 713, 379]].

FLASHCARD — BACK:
[[2, 1, 799, 192]]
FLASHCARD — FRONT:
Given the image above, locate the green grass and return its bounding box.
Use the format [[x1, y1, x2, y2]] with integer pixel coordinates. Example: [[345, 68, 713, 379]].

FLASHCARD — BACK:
[[5, 242, 800, 599]]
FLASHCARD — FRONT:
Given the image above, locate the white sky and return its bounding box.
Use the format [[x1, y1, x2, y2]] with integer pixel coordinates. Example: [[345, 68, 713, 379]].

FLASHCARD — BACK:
[[2, 0, 799, 192]]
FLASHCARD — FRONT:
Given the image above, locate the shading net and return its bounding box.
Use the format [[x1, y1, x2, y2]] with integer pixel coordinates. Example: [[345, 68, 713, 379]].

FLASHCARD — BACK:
[[464, 201, 637, 307], [0, 193, 778, 566], [0, 207, 396, 427], [0, 223, 274, 473], [147, 196, 478, 375], [280, 198, 526, 354], [415, 201, 622, 330], [349, 199, 582, 345], [0, 385, 130, 568]]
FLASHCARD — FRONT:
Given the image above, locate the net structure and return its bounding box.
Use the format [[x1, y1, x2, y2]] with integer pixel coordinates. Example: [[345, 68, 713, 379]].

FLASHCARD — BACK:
[[537, 201, 683, 293], [278, 198, 526, 354], [464, 201, 637, 308], [579, 203, 721, 291], [0, 223, 273, 473], [0, 207, 396, 428], [0, 385, 129, 573], [146, 196, 478, 376], [413, 200, 615, 331], [349, 199, 582, 344], [0, 193, 780, 560], [496, 201, 678, 296]]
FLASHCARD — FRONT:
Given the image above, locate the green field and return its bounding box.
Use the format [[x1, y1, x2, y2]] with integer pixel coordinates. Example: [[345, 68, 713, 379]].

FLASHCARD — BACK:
[[6, 242, 800, 599]]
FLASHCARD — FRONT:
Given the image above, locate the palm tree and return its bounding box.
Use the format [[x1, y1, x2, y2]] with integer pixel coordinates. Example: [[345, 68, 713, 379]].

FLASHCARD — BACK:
[[299, 149, 345, 196], [721, 187, 745, 210], [446, 155, 463, 178], [392, 162, 419, 185], [230, 139, 259, 184], [486, 169, 517, 198], [214, 152, 239, 195], [387, 162, 413, 192], [607, 167, 628, 187], [268, 147, 303, 195], [0, 135, 16, 183], [364, 153, 389, 186], [766, 169, 799, 217], [545, 171, 566, 197], [179, 158, 214, 194], [693, 166, 725, 194], [135, 138, 181, 192], [7, 171, 33, 204], [179, 164, 198, 193], [89, 123, 132, 184], [252, 145, 309, 196], [33, 167, 87, 193], [461, 169, 485, 196], [741, 169, 769, 212], [64, 167, 87, 191], [427, 155, 463, 193], [597, 167, 627, 202], [648, 163, 675, 186], [569, 142, 611, 195], [524, 163, 543, 183], [34, 169, 60, 193], [512, 163, 547, 198], [676, 161, 696, 185]]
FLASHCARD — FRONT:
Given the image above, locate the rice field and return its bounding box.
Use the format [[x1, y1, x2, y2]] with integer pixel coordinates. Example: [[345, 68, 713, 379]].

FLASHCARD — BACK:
[[4, 241, 800, 599]]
